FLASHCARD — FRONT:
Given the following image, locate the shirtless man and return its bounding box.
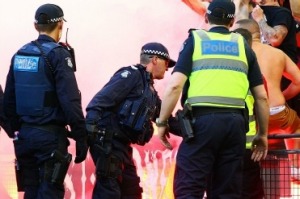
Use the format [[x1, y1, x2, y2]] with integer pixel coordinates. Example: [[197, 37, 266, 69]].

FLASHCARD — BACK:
[[234, 19, 300, 172]]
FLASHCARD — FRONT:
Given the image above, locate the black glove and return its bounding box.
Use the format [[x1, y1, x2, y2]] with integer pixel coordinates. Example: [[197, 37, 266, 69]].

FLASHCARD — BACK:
[[74, 137, 88, 163], [167, 116, 182, 137], [86, 123, 98, 146]]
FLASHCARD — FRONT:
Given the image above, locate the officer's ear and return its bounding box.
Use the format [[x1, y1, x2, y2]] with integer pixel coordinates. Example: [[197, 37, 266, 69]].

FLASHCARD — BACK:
[[58, 21, 63, 30], [151, 56, 158, 65], [229, 18, 235, 28], [204, 14, 209, 24], [34, 23, 38, 31]]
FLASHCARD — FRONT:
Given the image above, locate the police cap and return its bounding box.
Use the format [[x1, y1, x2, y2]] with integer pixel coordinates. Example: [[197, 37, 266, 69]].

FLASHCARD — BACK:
[[35, 4, 66, 24], [141, 42, 176, 68], [207, 0, 235, 19]]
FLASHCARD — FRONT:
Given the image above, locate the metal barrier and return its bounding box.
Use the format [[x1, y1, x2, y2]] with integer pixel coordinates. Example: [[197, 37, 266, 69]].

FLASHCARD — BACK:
[[261, 134, 300, 199]]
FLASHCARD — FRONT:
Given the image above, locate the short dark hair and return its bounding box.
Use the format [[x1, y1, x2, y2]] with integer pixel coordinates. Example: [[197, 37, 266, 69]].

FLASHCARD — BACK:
[[207, 14, 233, 26], [35, 22, 58, 33], [235, 19, 260, 35], [232, 28, 253, 46], [140, 54, 153, 65]]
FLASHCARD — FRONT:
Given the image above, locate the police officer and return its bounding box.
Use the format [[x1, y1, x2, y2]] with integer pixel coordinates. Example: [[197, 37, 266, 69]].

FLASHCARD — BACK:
[[232, 28, 265, 199], [205, 91, 265, 199], [85, 42, 176, 199], [241, 92, 265, 199], [3, 4, 88, 199], [157, 0, 269, 198]]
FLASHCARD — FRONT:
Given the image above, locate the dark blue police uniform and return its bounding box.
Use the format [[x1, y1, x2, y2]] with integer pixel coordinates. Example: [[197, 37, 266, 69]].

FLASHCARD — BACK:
[[0, 84, 13, 135], [3, 34, 86, 199], [174, 27, 264, 199], [86, 64, 160, 199]]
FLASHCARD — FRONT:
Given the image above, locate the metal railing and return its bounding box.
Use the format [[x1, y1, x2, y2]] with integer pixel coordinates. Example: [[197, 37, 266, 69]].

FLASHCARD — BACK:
[[261, 134, 300, 199]]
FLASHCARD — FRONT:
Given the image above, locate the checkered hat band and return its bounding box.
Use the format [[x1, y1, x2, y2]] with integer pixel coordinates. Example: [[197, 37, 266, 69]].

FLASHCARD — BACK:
[[35, 16, 64, 24], [142, 49, 170, 59], [207, 9, 234, 18]]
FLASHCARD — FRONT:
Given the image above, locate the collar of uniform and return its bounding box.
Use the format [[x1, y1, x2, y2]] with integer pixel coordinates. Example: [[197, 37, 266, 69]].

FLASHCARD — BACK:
[[37, 34, 56, 43], [208, 26, 231, 34], [135, 64, 154, 84]]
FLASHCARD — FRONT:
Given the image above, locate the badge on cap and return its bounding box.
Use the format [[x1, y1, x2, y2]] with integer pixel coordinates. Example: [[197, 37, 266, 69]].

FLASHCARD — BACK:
[[120, 70, 131, 78]]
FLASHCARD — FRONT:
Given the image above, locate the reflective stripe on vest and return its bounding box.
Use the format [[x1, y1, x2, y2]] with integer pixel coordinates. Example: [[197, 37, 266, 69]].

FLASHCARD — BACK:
[[245, 92, 256, 149], [187, 30, 249, 108]]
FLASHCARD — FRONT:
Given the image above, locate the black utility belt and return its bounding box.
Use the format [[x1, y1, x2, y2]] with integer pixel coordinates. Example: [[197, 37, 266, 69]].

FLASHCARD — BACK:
[[192, 106, 243, 117], [21, 123, 67, 133]]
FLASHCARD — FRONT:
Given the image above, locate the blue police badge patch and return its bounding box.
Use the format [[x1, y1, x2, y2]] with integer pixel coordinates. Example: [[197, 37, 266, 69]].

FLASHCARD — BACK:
[[120, 70, 131, 78], [14, 55, 39, 72]]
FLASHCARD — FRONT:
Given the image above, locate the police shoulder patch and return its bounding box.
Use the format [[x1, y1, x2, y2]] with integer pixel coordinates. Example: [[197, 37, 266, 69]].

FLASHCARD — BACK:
[[65, 57, 73, 69], [120, 70, 131, 78]]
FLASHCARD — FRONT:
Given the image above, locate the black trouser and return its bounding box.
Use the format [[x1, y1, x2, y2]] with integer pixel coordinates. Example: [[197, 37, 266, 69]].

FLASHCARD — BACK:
[[241, 149, 264, 199], [14, 124, 68, 199], [89, 138, 143, 199], [174, 111, 246, 199]]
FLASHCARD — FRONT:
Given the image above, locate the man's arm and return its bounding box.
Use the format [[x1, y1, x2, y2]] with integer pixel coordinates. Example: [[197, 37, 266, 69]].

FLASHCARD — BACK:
[[250, 84, 269, 161], [290, 0, 300, 20], [182, 0, 251, 20], [3, 59, 21, 137], [251, 5, 288, 47], [251, 85, 269, 138], [181, 0, 211, 16], [157, 72, 187, 149], [282, 53, 300, 100], [235, 0, 254, 20], [259, 22, 288, 47]]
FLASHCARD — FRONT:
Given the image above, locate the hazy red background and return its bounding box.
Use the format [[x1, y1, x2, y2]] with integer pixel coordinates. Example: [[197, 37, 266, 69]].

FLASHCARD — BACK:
[[0, 0, 203, 198]]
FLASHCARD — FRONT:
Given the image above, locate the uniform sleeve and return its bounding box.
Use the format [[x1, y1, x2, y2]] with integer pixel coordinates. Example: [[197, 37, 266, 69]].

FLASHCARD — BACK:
[[0, 83, 14, 138], [245, 44, 264, 88], [50, 48, 86, 140], [3, 56, 21, 136], [172, 34, 194, 77]]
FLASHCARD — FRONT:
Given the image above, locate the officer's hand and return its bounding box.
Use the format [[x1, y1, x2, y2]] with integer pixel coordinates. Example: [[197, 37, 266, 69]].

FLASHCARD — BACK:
[[86, 123, 98, 146], [251, 134, 268, 162], [157, 126, 173, 150], [74, 137, 88, 163]]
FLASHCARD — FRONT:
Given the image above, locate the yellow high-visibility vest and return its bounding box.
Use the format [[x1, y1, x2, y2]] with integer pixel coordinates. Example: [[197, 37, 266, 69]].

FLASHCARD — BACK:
[[245, 91, 256, 149], [187, 30, 249, 108]]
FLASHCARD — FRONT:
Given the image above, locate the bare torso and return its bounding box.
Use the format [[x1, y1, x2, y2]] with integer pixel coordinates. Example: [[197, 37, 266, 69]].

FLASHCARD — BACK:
[[251, 41, 286, 107]]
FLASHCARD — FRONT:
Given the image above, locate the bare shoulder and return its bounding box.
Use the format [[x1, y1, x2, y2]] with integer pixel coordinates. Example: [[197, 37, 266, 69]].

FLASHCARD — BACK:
[[252, 42, 286, 69], [261, 43, 285, 56]]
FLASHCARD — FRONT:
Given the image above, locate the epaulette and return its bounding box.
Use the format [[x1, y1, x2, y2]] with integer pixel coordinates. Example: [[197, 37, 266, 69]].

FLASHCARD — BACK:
[[130, 65, 139, 70]]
